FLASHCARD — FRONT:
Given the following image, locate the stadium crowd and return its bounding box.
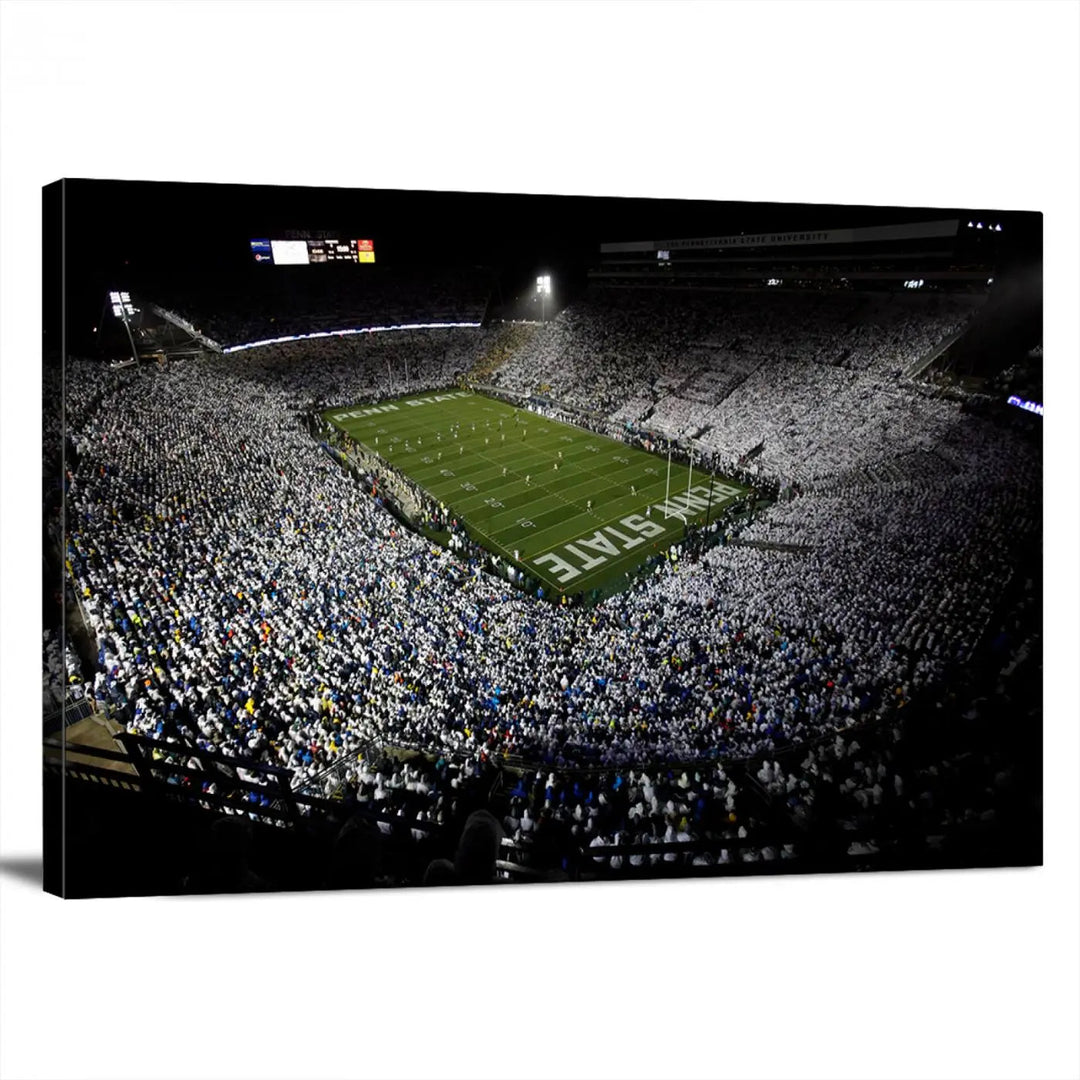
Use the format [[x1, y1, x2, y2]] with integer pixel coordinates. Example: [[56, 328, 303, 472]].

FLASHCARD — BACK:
[[43, 629, 82, 715], [55, 284, 1038, 877], [494, 289, 982, 485]]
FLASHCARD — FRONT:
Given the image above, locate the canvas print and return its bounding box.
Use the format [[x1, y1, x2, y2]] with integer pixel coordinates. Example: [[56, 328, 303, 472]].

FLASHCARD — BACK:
[[42, 180, 1042, 897]]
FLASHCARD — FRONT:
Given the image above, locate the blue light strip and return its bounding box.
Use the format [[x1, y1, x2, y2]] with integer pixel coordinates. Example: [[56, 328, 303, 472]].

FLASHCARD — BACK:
[[1007, 395, 1044, 416], [221, 321, 483, 354]]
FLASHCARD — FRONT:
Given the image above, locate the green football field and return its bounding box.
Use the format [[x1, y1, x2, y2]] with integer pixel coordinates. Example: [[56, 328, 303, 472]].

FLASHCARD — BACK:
[[323, 390, 750, 597]]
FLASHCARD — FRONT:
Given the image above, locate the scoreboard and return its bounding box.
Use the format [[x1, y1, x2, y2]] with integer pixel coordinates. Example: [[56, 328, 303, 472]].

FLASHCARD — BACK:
[[250, 238, 375, 265]]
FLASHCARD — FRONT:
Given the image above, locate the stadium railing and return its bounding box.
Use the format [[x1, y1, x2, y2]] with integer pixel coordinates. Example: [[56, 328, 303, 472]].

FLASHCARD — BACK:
[[43, 736, 141, 792], [45, 729, 446, 845], [570, 836, 791, 877], [42, 687, 96, 738]]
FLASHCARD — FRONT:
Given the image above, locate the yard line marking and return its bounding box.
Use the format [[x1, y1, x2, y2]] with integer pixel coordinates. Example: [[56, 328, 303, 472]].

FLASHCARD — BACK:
[[323, 392, 748, 594]]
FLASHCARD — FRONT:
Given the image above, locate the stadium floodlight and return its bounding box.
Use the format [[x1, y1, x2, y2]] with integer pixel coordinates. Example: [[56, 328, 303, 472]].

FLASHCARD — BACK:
[[536, 274, 552, 323], [976, 222, 983, 229], [108, 288, 140, 365]]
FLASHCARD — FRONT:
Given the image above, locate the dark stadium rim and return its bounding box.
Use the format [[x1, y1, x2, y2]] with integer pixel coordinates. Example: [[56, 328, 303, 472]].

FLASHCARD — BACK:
[[321, 389, 751, 602]]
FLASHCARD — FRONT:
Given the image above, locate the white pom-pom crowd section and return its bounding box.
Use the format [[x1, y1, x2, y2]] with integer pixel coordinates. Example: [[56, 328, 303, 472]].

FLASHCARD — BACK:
[[57, 287, 1040, 870]]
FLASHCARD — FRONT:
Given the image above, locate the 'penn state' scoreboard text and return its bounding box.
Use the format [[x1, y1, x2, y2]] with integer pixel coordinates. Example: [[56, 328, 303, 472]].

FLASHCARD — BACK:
[[250, 238, 375, 265]]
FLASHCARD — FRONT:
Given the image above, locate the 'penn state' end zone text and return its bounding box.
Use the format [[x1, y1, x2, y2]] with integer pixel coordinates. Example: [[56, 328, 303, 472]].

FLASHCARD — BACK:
[[332, 391, 471, 422], [533, 480, 743, 585]]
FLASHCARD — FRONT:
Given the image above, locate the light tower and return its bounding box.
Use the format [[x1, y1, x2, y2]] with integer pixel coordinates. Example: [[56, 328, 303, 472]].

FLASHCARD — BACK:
[[109, 290, 140, 365], [536, 274, 551, 324]]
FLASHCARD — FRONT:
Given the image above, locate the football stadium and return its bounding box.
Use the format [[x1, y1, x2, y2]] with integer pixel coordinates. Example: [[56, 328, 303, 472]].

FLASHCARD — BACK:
[[43, 181, 1043, 896], [323, 389, 750, 599]]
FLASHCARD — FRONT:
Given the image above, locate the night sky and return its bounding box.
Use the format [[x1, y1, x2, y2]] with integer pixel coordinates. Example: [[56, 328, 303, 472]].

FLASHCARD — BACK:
[[46, 178, 1042, 355]]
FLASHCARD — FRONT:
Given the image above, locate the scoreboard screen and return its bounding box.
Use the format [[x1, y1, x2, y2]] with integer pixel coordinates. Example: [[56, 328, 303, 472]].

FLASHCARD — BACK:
[[270, 239, 311, 265], [251, 238, 375, 265]]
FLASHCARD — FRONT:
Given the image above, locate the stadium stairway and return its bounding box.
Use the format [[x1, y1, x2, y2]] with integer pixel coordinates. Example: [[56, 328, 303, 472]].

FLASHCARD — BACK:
[[43, 711, 139, 778], [903, 326, 969, 380], [467, 322, 538, 383]]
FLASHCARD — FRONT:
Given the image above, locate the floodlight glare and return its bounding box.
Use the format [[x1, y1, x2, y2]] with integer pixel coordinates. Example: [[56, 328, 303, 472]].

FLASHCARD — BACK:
[[112, 304, 123, 316], [109, 291, 121, 302], [976, 222, 983, 229], [536, 273, 552, 323]]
